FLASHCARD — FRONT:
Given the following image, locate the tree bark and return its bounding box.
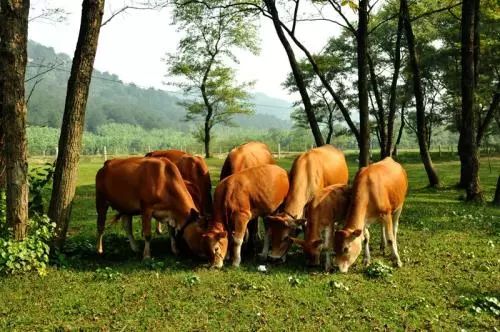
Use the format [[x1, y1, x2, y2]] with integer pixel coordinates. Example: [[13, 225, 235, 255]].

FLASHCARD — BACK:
[[386, 5, 404, 158], [49, 0, 105, 249], [264, 0, 324, 147], [401, 0, 440, 187], [367, 54, 387, 159], [357, 0, 370, 167], [0, 0, 30, 240], [458, 0, 483, 201], [393, 101, 406, 157]]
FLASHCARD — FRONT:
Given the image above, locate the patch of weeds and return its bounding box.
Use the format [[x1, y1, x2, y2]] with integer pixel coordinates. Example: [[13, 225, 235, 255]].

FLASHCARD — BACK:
[[233, 280, 268, 292], [457, 296, 500, 316], [326, 280, 349, 295], [94, 267, 122, 281], [184, 274, 200, 287], [288, 275, 306, 287], [364, 261, 393, 279], [144, 259, 165, 271]]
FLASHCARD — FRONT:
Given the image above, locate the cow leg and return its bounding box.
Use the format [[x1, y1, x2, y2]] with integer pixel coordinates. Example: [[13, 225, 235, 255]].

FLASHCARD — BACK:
[[246, 218, 259, 257], [258, 218, 270, 261], [122, 215, 139, 253], [382, 212, 402, 268], [325, 225, 334, 272], [156, 220, 163, 235], [231, 213, 250, 267], [141, 209, 153, 259], [363, 226, 371, 267], [96, 194, 108, 255], [169, 225, 180, 255], [391, 207, 403, 268], [380, 224, 387, 256]]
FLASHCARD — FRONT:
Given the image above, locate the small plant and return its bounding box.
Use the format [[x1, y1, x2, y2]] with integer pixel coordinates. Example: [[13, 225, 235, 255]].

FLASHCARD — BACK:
[[94, 267, 122, 281], [458, 295, 500, 316], [327, 280, 349, 293], [364, 261, 393, 279], [184, 274, 200, 287], [144, 259, 165, 271], [287, 275, 305, 287], [28, 163, 55, 215], [0, 214, 55, 276]]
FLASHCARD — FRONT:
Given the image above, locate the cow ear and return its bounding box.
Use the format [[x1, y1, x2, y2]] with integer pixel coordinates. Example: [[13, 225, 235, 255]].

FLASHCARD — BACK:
[[289, 237, 305, 247], [350, 229, 362, 239]]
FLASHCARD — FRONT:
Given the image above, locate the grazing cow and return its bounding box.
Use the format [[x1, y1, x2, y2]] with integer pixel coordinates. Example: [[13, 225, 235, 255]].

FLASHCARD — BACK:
[[147, 150, 212, 237], [219, 141, 276, 255], [267, 145, 348, 262], [289, 184, 351, 271], [95, 157, 199, 259], [219, 141, 275, 181], [334, 157, 408, 273], [204, 164, 289, 268]]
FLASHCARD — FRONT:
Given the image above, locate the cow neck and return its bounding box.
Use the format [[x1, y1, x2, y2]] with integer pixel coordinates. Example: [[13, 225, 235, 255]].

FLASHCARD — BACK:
[[283, 181, 310, 219], [344, 191, 368, 231]]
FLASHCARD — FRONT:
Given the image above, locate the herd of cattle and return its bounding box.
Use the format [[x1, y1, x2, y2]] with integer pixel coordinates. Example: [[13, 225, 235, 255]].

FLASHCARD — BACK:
[[95, 142, 408, 273]]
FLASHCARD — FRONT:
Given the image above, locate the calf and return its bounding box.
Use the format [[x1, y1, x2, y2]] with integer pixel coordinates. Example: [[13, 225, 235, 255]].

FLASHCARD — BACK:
[[267, 145, 348, 262], [290, 184, 351, 271], [204, 164, 289, 268], [95, 157, 199, 259], [334, 157, 408, 273]]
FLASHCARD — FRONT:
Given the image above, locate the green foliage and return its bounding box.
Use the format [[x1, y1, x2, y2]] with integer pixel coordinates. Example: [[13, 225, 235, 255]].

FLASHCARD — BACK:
[[94, 267, 123, 281], [364, 261, 394, 279], [28, 163, 54, 215], [458, 295, 500, 316], [184, 274, 200, 287], [0, 214, 55, 276]]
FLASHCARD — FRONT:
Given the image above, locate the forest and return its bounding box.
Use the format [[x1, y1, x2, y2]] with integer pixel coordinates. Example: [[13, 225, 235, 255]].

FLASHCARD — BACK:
[[0, 0, 499, 330]]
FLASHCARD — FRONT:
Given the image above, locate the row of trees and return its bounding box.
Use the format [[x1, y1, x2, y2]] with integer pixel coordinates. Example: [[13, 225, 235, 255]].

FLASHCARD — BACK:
[[0, 0, 498, 252]]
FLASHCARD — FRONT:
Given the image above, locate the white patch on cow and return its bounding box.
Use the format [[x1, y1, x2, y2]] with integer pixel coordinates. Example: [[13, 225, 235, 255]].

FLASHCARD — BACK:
[[232, 236, 244, 267]]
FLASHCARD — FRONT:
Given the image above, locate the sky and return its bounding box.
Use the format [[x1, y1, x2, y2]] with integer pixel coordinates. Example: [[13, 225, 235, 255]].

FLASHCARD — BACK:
[[28, 0, 343, 100]]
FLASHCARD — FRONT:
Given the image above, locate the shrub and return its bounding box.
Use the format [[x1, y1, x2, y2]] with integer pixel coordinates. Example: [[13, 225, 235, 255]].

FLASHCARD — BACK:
[[364, 261, 394, 279], [0, 214, 55, 276]]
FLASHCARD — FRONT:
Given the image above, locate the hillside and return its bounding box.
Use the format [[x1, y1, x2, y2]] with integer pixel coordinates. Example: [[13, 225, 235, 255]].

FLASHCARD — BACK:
[[26, 41, 292, 132]]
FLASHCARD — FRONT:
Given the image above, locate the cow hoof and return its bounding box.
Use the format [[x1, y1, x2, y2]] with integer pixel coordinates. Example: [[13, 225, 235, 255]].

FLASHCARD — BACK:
[[394, 259, 403, 268], [363, 258, 371, 267]]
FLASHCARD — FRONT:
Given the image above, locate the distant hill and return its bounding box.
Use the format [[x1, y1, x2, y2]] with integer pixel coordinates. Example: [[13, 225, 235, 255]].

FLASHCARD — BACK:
[[26, 41, 292, 132]]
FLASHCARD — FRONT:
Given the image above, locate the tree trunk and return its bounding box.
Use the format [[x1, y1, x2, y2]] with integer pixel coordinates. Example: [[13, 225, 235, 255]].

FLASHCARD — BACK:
[[0, 0, 30, 240], [458, 0, 483, 201], [393, 103, 406, 157], [357, 0, 370, 167], [401, 0, 440, 187], [367, 54, 387, 159], [264, 0, 324, 147], [204, 121, 211, 159], [493, 176, 500, 206], [49, 0, 105, 249], [387, 6, 404, 158]]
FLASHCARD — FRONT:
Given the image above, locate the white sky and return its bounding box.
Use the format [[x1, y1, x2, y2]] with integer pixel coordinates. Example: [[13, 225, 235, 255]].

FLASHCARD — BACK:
[[28, 0, 344, 100]]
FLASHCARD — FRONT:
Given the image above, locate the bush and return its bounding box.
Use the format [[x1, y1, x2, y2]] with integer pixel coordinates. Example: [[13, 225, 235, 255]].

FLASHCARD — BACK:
[[0, 213, 55, 276], [364, 261, 393, 279]]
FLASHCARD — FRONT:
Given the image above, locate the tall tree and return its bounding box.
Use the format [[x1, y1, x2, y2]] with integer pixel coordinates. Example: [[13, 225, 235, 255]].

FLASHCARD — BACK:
[[401, 0, 440, 187], [356, 0, 370, 166], [458, 0, 483, 201], [49, 0, 105, 249], [168, 0, 258, 158], [0, 0, 30, 240], [264, 0, 324, 147]]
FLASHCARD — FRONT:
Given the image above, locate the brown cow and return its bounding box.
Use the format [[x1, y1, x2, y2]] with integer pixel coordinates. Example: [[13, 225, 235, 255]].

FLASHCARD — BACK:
[[146, 150, 212, 236], [267, 145, 348, 262], [204, 164, 289, 268], [334, 157, 408, 273], [290, 184, 351, 271], [95, 157, 199, 259], [220, 141, 275, 181], [219, 141, 276, 255]]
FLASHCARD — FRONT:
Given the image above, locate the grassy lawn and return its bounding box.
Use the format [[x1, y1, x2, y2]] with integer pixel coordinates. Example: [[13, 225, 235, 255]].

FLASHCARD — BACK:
[[1, 152, 499, 330]]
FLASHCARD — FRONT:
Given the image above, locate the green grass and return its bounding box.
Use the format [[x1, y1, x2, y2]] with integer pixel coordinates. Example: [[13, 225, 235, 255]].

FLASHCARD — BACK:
[[1, 152, 499, 330]]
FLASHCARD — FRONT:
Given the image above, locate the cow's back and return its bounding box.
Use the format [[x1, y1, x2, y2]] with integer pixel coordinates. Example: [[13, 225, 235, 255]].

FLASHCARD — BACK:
[[220, 142, 275, 180], [145, 149, 187, 164]]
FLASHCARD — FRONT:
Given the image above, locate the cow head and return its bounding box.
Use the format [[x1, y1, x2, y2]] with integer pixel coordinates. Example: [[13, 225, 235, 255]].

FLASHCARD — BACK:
[[290, 237, 323, 267], [202, 230, 228, 268], [266, 214, 306, 262], [334, 228, 363, 273]]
